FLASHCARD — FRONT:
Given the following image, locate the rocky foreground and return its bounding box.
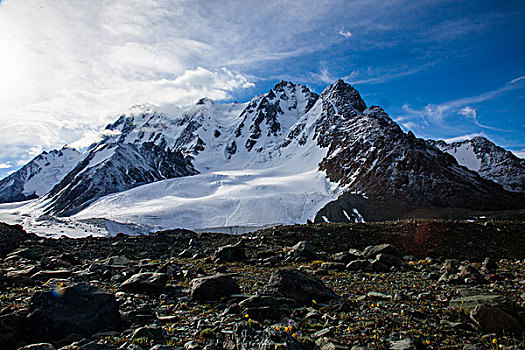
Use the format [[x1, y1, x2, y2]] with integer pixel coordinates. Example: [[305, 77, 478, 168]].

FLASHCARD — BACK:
[[1, 220, 524, 350]]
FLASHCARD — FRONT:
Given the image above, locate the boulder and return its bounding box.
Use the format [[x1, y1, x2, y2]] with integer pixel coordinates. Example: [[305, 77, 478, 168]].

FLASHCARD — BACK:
[[320, 262, 346, 271], [24, 283, 121, 343], [132, 324, 165, 341], [346, 260, 371, 271], [104, 255, 131, 266], [262, 269, 337, 305], [458, 264, 486, 284], [389, 338, 427, 349], [449, 294, 517, 314], [7, 247, 40, 261], [470, 305, 523, 334], [362, 244, 400, 259], [190, 274, 240, 301], [212, 241, 246, 262], [332, 251, 360, 264], [286, 241, 320, 262], [239, 295, 299, 321], [0, 311, 24, 350], [119, 272, 167, 293]]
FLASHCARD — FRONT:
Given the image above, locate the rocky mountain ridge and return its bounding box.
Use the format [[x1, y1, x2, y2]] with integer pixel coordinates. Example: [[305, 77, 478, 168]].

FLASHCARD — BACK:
[[0, 80, 523, 233], [0, 147, 80, 203], [430, 137, 525, 193]]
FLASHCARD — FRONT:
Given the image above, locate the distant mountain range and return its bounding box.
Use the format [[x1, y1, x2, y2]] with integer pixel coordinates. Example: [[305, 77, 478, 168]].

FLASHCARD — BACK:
[[0, 80, 523, 234]]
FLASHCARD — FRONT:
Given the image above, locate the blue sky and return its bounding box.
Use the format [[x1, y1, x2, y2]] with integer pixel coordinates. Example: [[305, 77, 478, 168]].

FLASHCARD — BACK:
[[0, 0, 523, 179]]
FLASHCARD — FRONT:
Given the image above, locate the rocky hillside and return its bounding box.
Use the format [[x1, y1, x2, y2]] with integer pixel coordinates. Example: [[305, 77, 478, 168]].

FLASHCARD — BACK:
[[1, 221, 524, 349], [0, 147, 80, 203], [430, 137, 525, 193]]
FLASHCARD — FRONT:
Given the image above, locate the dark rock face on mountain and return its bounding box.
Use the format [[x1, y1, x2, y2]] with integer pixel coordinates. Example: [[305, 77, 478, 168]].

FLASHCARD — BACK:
[[45, 142, 196, 216], [315, 81, 523, 212], [430, 137, 525, 193], [0, 147, 80, 203]]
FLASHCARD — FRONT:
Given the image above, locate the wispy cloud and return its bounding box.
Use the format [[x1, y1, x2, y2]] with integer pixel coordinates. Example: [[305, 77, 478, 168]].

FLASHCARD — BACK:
[[338, 29, 353, 38], [398, 75, 525, 135], [443, 133, 486, 143], [0, 162, 12, 169], [458, 106, 511, 132]]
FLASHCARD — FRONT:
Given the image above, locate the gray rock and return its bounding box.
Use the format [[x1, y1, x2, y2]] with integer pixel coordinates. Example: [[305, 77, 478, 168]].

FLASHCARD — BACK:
[[375, 253, 404, 267], [362, 244, 400, 259], [370, 259, 389, 272], [450, 294, 517, 314], [262, 269, 337, 305], [346, 260, 371, 271], [212, 241, 246, 262], [190, 274, 240, 301], [17, 343, 56, 350], [389, 338, 426, 349], [239, 295, 299, 321], [458, 264, 486, 284], [119, 272, 167, 293], [77, 342, 116, 350], [104, 255, 131, 266], [286, 241, 320, 262], [24, 283, 121, 343], [320, 262, 346, 271], [315, 337, 350, 349], [132, 324, 165, 341], [332, 252, 359, 264], [7, 247, 40, 260], [470, 305, 523, 334], [184, 341, 201, 350]]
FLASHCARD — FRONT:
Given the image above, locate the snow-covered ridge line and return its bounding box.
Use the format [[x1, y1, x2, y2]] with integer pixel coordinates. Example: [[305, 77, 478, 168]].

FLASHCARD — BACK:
[[0, 80, 523, 237]]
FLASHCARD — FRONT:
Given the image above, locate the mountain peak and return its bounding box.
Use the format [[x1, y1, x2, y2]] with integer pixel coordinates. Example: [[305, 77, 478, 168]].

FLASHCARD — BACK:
[[321, 79, 367, 114], [196, 97, 214, 105]]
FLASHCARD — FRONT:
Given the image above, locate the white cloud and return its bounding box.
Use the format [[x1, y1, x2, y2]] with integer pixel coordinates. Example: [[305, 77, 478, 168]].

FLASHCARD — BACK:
[[0, 162, 12, 169], [338, 30, 353, 38], [443, 133, 486, 143]]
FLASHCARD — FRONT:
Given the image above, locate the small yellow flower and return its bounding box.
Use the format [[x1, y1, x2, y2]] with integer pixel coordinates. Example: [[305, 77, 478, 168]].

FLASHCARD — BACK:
[[312, 299, 317, 304], [426, 340, 430, 345], [347, 326, 350, 331], [244, 313, 249, 318], [276, 326, 281, 331], [292, 333, 297, 338], [285, 326, 290, 332], [492, 339, 497, 344]]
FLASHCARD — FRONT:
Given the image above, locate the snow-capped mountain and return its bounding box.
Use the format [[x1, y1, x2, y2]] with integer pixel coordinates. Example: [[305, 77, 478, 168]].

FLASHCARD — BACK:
[[0, 80, 523, 236], [430, 137, 525, 193], [0, 147, 80, 203]]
